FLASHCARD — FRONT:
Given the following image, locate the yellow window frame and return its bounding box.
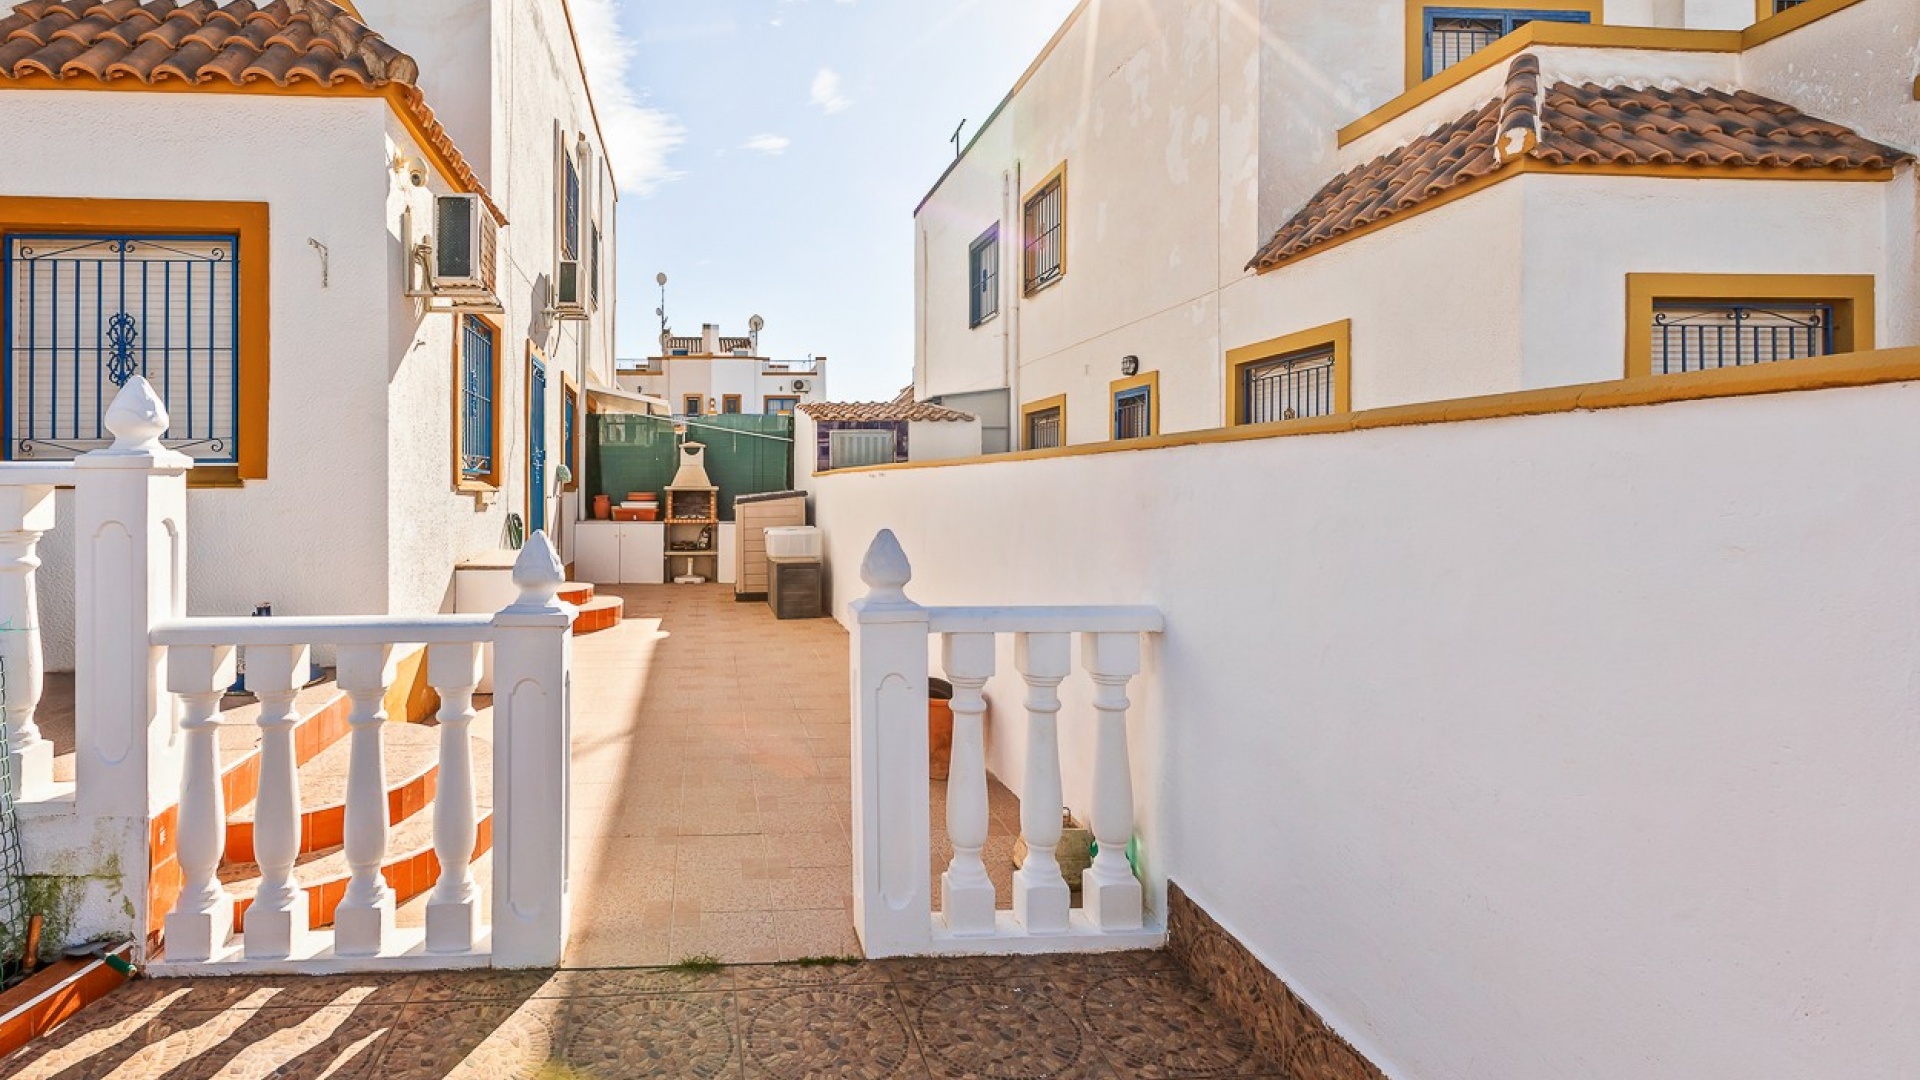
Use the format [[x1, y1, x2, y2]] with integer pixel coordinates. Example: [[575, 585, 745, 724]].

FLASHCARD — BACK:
[[1625, 274, 1874, 379], [1022, 164, 1068, 295], [1225, 320, 1353, 426], [1021, 393, 1067, 450], [1109, 371, 1160, 440], [1404, 0, 1603, 88]]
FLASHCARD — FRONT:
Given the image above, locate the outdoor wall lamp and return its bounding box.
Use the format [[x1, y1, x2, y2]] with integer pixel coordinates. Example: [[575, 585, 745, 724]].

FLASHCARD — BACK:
[[1120, 355, 1140, 377]]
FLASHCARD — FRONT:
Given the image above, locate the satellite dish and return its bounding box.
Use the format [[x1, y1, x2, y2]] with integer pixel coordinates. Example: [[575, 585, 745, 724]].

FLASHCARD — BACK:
[[749, 315, 765, 333], [655, 272, 668, 287]]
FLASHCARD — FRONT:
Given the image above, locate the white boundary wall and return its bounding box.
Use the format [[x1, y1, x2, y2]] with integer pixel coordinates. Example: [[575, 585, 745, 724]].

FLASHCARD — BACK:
[[811, 382, 1920, 1079]]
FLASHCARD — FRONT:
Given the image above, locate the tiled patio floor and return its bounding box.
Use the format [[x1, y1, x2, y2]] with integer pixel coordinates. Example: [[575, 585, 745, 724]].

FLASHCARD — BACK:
[[0, 952, 1287, 1078]]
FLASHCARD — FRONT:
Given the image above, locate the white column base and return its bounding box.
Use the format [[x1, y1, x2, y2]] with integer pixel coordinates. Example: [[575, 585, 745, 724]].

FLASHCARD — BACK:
[[939, 872, 997, 936], [1080, 872, 1144, 932], [426, 899, 483, 954], [242, 903, 312, 961], [333, 901, 396, 958], [165, 898, 234, 963], [6, 740, 52, 800], [1011, 868, 1071, 935]]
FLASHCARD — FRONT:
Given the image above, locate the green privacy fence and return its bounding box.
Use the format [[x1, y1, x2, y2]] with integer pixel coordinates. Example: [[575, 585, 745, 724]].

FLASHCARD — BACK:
[[587, 413, 794, 522]]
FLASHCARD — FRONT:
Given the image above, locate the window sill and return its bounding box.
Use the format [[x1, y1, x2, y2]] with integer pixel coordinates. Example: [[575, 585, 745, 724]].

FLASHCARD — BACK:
[[1024, 277, 1063, 298], [969, 312, 1000, 330], [456, 478, 500, 494], [188, 467, 246, 489]]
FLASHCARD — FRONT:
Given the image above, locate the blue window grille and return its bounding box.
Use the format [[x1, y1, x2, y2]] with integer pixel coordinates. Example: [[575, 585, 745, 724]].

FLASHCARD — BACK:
[[563, 153, 581, 261], [1651, 301, 1836, 375], [3, 233, 240, 463], [528, 356, 548, 535], [1423, 8, 1591, 79], [460, 314, 496, 479], [970, 225, 1000, 327], [1113, 386, 1152, 440], [1243, 347, 1337, 424]]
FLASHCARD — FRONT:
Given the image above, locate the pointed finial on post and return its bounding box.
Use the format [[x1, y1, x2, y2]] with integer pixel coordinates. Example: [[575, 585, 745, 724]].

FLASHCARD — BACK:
[[104, 377, 170, 453], [512, 531, 565, 608], [860, 530, 913, 605]]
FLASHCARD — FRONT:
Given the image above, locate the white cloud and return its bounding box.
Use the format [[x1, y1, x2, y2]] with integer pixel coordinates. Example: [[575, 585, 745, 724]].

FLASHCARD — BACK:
[[742, 134, 792, 155], [810, 67, 851, 114], [570, 0, 685, 195]]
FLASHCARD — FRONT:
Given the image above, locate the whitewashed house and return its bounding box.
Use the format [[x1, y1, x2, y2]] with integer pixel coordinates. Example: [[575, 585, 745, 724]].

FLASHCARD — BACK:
[[914, 0, 1917, 446], [0, 0, 619, 661], [617, 321, 830, 416]]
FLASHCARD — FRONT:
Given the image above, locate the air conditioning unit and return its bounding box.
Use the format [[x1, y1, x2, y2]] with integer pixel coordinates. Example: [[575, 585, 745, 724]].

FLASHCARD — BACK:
[[552, 258, 589, 320], [791, 379, 810, 393], [431, 194, 498, 295]]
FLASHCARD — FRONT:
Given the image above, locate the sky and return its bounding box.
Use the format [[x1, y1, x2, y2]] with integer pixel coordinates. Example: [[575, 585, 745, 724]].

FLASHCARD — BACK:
[[571, 0, 1082, 402]]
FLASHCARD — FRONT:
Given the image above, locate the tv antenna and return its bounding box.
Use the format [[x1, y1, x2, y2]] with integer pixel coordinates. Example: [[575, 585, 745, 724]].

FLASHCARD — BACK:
[[749, 314, 765, 353], [950, 120, 967, 158], [655, 272, 670, 341]]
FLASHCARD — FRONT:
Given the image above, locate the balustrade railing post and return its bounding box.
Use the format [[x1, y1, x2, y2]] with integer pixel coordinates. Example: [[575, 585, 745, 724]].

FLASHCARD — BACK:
[[0, 484, 55, 799], [426, 640, 485, 954], [163, 644, 237, 962], [939, 632, 997, 936], [1012, 632, 1072, 935], [1082, 632, 1144, 931], [334, 643, 398, 958], [491, 534, 573, 968], [849, 531, 933, 957], [243, 644, 311, 960]]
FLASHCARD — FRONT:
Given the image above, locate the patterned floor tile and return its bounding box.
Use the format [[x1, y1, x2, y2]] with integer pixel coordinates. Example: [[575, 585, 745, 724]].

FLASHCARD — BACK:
[[550, 993, 741, 1078], [738, 985, 923, 1079], [902, 977, 1106, 1080], [1077, 971, 1263, 1079]]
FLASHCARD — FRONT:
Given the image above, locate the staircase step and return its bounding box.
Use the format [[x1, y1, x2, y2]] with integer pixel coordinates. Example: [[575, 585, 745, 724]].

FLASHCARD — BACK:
[[224, 722, 442, 864], [559, 583, 596, 606], [220, 730, 494, 931], [572, 595, 624, 635], [211, 680, 352, 814]]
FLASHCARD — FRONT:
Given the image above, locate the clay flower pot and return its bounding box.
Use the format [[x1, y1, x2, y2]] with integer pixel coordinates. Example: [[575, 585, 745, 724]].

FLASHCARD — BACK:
[[929, 678, 955, 780], [591, 494, 611, 520]]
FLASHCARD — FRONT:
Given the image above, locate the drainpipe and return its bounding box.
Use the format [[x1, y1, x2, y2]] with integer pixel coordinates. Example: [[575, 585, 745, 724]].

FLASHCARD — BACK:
[[1005, 165, 1021, 450]]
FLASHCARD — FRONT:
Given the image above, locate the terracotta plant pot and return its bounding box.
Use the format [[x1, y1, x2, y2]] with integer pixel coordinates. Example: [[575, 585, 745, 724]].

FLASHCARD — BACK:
[[929, 678, 955, 780], [591, 495, 610, 520]]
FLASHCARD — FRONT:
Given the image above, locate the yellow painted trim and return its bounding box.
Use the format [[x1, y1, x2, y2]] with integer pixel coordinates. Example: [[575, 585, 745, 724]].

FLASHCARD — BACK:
[[1403, 0, 1604, 90], [1624, 273, 1874, 378], [1020, 393, 1068, 450], [1743, 0, 1869, 45], [683, 394, 704, 417], [382, 645, 440, 723], [823, 346, 1920, 475], [1346, 24, 1743, 147], [916, 0, 1092, 214], [1255, 159, 1893, 275], [1109, 371, 1161, 440], [1225, 320, 1353, 425], [452, 311, 504, 493], [1022, 163, 1068, 296], [722, 394, 743, 414], [0, 197, 270, 483]]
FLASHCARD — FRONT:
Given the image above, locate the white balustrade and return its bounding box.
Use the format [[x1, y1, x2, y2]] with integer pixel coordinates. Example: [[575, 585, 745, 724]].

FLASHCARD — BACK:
[[426, 640, 484, 954], [163, 644, 238, 962], [334, 643, 399, 958], [850, 530, 1164, 958], [0, 484, 55, 799], [244, 645, 312, 960]]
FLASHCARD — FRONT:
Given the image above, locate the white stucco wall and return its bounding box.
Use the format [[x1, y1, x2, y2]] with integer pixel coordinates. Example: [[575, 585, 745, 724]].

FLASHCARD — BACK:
[[906, 419, 984, 461], [0, 92, 397, 664], [810, 378, 1920, 1080]]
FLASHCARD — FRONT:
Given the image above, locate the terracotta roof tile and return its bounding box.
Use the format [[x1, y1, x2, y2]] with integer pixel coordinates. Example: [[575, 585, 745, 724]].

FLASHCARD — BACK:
[[0, 0, 491, 209], [1250, 55, 1910, 271], [799, 401, 977, 423]]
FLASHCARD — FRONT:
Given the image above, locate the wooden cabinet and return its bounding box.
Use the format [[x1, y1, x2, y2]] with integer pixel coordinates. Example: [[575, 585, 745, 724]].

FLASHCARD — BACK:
[[734, 492, 807, 599]]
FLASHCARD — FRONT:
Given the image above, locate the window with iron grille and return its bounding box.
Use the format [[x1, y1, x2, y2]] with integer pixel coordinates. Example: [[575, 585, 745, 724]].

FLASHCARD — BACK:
[[1243, 346, 1337, 423], [1649, 301, 1836, 375], [1113, 387, 1152, 440], [4, 233, 240, 463], [970, 225, 1000, 327], [562, 150, 581, 261], [1771, 0, 1805, 11], [589, 224, 602, 308], [683, 394, 703, 416], [459, 314, 497, 481], [1023, 171, 1065, 293], [828, 429, 897, 470], [1423, 8, 1591, 79], [1026, 405, 1063, 450], [722, 395, 742, 414]]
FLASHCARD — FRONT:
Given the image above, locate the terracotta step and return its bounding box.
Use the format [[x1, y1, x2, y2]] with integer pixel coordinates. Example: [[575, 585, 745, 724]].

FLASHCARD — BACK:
[[572, 595, 624, 635], [220, 731, 494, 932], [559, 583, 596, 606], [210, 680, 352, 814], [224, 722, 441, 864]]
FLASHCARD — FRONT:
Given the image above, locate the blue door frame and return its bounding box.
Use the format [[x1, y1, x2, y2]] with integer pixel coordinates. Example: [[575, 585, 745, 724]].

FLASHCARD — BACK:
[[528, 353, 548, 537]]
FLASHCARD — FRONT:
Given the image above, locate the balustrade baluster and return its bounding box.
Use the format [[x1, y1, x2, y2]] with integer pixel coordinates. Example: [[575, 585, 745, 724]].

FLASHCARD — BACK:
[[334, 644, 398, 957], [164, 644, 237, 962], [1082, 632, 1144, 930], [243, 645, 311, 959], [426, 641, 484, 953], [0, 485, 55, 798], [1012, 632, 1071, 935], [939, 632, 997, 935]]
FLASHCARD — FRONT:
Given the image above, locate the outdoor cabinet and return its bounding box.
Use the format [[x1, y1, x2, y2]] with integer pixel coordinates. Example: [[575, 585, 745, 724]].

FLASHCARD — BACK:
[[734, 491, 808, 600], [576, 521, 665, 585]]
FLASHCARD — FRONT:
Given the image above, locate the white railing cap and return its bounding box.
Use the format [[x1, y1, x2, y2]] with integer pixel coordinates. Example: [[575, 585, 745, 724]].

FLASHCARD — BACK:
[[152, 614, 495, 648], [926, 606, 1165, 635]]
